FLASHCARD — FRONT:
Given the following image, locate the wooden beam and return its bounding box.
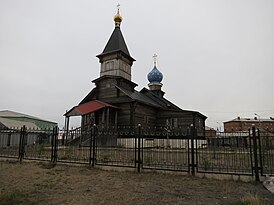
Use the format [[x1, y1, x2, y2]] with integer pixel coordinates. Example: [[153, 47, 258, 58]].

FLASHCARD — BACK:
[[106, 107, 110, 128]]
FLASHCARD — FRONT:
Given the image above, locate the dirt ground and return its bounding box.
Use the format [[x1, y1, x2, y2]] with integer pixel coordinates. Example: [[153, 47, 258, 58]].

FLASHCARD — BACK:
[[0, 159, 273, 205]]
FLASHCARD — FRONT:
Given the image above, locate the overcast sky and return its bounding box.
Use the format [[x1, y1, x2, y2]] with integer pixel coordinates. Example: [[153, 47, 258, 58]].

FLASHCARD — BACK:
[[0, 0, 273, 130]]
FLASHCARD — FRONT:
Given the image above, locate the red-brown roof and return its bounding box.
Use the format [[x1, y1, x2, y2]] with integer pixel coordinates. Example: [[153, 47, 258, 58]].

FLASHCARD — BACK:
[[64, 100, 118, 117]]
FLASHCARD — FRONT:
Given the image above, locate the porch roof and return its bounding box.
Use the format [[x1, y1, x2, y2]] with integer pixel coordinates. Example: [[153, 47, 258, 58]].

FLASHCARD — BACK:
[[64, 100, 118, 117]]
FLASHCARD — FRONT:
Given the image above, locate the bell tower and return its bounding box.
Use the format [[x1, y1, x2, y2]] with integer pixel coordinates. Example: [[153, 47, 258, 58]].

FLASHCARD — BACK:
[[96, 5, 135, 81]]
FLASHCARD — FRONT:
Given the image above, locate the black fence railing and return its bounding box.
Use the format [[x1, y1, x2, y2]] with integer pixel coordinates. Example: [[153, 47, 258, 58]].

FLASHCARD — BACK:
[[0, 126, 57, 162], [0, 125, 273, 181], [0, 129, 21, 158], [198, 132, 251, 175]]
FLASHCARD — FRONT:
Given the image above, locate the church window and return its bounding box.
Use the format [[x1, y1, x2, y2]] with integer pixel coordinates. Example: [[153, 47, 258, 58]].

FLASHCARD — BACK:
[[122, 62, 126, 71], [121, 62, 130, 73], [126, 64, 130, 73], [105, 61, 114, 71]]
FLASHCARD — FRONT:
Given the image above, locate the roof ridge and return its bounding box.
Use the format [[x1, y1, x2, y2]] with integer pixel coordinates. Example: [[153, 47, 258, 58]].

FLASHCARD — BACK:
[[141, 89, 181, 110], [0, 117, 39, 129], [0, 110, 57, 124], [115, 85, 134, 100]]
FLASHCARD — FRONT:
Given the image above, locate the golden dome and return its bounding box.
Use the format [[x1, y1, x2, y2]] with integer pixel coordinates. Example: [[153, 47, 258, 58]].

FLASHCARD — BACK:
[[114, 6, 122, 26]]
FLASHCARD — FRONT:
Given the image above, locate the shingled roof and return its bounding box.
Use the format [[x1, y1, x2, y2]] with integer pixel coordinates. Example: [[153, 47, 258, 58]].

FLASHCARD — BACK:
[[115, 85, 161, 108], [103, 26, 130, 55], [96, 26, 135, 62]]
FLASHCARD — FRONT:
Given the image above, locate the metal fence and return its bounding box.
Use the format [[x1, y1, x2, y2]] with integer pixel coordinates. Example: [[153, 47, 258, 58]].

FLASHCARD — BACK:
[[0, 125, 273, 181], [198, 132, 252, 175], [0, 129, 21, 158], [0, 126, 57, 162]]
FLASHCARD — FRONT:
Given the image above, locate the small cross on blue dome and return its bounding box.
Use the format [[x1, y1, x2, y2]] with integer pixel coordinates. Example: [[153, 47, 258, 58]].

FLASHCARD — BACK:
[[148, 54, 163, 83]]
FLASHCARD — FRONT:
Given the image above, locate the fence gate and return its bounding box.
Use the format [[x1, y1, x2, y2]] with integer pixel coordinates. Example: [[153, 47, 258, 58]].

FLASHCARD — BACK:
[[15, 126, 58, 162], [57, 127, 93, 164], [22, 126, 58, 162], [250, 127, 274, 179]]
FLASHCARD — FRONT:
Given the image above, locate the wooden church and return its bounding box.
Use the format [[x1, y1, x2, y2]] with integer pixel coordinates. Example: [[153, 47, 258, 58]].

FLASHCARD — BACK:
[[64, 7, 206, 137]]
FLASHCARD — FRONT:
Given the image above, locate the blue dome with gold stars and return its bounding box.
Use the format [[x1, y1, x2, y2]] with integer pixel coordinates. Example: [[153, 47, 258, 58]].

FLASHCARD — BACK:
[[147, 66, 163, 83]]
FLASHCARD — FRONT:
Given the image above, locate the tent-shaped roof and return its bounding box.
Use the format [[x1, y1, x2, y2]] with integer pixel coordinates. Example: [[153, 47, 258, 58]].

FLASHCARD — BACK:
[[101, 26, 130, 56], [65, 100, 118, 117], [96, 26, 135, 62]]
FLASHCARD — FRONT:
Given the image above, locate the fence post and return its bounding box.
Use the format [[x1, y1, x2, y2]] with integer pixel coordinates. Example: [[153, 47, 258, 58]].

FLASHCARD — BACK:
[[134, 127, 137, 168], [137, 124, 142, 173], [19, 125, 26, 162], [53, 126, 58, 163], [89, 127, 93, 166], [248, 129, 254, 176], [257, 129, 263, 176], [190, 124, 196, 176], [18, 127, 23, 160], [92, 124, 96, 167], [51, 127, 55, 162], [252, 125, 260, 182]]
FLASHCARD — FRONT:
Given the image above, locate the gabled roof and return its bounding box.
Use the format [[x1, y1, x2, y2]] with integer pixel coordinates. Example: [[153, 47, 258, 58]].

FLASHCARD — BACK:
[[115, 85, 161, 108], [140, 88, 182, 111], [140, 88, 207, 119], [0, 117, 39, 129], [77, 85, 206, 119], [0, 110, 41, 119], [113, 86, 207, 119], [79, 88, 96, 105], [0, 110, 57, 124], [65, 100, 118, 117]]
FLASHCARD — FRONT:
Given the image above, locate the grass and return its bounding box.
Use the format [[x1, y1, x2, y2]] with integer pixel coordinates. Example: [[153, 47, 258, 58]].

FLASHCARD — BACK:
[[202, 157, 212, 170], [233, 193, 266, 205], [0, 160, 273, 205], [101, 154, 111, 163], [37, 144, 45, 157], [0, 190, 31, 205], [38, 162, 56, 169]]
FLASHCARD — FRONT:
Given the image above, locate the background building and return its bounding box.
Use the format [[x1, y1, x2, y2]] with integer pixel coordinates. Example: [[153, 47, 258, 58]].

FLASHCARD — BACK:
[[205, 126, 217, 138], [224, 116, 274, 132], [0, 110, 57, 130], [0, 110, 57, 147]]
